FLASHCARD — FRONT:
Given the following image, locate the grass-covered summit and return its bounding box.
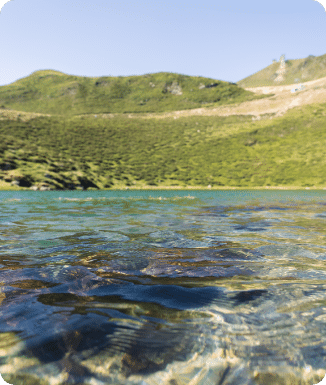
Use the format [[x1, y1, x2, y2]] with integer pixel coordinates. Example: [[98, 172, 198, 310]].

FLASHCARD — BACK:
[[0, 70, 264, 115], [238, 53, 326, 87]]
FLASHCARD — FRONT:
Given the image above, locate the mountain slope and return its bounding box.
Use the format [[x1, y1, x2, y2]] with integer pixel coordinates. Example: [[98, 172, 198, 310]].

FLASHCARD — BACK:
[[0, 71, 264, 116], [238, 53, 326, 88], [1, 101, 326, 190], [1, 60, 326, 190]]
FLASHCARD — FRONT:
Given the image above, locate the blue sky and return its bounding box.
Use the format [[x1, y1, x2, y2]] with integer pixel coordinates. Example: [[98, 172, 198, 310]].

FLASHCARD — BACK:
[[0, 0, 325, 86]]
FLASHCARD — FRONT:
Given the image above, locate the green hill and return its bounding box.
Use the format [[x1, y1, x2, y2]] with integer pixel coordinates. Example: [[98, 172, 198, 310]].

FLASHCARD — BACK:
[[1, 101, 326, 190], [0, 70, 264, 116], [1, 64, 326, 190], [238, 53, 326, 87]]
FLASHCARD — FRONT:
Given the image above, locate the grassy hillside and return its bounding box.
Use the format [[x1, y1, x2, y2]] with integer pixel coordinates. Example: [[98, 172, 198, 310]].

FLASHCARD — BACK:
[[1, 101, 326, 190], [238, 53, 326, 87], [0, 71, 264, 115]]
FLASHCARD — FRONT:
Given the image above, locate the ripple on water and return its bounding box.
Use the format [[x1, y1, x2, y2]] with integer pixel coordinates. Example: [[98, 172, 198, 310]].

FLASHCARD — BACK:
[[1, 191, 326, 384]]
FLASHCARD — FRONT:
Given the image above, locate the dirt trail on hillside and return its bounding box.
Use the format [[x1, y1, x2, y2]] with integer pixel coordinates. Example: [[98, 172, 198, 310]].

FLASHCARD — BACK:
[[55, 75, 326, 121], [138, 75, 326, 120], [0, 108, 51, 122]]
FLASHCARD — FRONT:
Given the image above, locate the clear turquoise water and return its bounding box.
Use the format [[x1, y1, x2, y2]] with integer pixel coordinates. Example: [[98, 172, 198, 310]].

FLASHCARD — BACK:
[[1, 190, 326, 384]]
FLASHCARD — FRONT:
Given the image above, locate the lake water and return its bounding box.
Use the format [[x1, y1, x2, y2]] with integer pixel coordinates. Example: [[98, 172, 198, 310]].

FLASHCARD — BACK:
[[1, 190, 326, 385]]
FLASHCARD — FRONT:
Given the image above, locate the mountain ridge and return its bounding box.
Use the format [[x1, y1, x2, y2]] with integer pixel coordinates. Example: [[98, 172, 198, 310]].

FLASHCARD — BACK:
[[0, 71, 264, 116]]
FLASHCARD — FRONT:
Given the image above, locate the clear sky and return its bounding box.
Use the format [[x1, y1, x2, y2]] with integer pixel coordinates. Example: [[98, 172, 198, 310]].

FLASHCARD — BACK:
[[0, 0, 325, 86]]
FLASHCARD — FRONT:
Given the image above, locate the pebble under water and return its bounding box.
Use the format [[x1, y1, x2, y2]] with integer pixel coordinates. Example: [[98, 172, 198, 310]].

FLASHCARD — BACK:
[[0, 190, 326, 385]]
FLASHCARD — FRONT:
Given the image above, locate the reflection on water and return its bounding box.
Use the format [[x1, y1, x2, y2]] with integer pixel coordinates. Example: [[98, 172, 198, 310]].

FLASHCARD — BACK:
[[0, 190, 326, 384]]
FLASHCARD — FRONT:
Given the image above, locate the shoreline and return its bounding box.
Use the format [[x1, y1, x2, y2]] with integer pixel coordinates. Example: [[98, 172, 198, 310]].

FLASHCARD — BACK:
[[1, 185, 326, 191]]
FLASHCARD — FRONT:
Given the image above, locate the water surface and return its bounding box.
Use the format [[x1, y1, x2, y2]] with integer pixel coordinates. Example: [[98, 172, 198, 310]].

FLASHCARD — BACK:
[[1, 190, 326, 384]]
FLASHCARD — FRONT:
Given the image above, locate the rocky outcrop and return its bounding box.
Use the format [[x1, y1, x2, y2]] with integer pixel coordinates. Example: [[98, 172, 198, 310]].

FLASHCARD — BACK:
[[29, 179, 87, 191], [30, 183, 53, 191], [274, 55, 287, 82], [163, 81, 183, 95]]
